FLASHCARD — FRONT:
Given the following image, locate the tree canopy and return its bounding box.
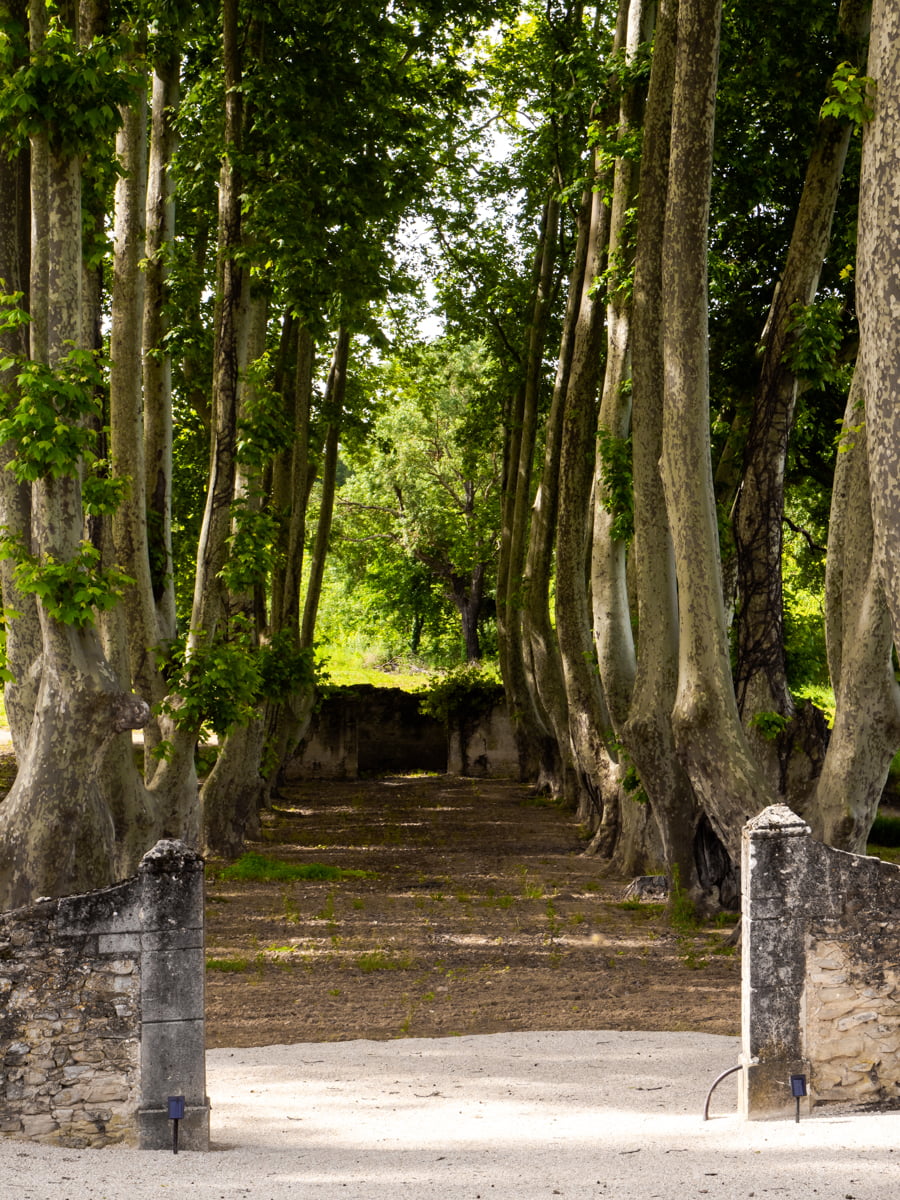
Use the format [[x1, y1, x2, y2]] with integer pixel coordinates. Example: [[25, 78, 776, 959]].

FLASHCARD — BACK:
[[0, 0, 898, 914]]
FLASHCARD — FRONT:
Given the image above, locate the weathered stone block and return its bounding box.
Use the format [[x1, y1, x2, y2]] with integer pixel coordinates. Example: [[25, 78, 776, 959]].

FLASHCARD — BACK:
[[141, 947, 204, 1023], [741, 804, 900, 1119], [1, 838, 207, 1150]]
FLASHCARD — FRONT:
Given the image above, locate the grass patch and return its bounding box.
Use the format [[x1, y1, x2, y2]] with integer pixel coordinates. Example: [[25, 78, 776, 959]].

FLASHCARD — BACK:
[[517, 866, 544, 899], [206, 957, 251, 973], [216, 853, 372, 884], [710, 910, 740, 928], [870, 813, 900, 847], [868, 844, 900, 864], [668, 866, 701, 933], [356, 949, 416, 972]]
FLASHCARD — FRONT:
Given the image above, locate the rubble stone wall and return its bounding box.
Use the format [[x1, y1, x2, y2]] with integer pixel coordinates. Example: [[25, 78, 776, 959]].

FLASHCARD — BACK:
[[287, 685, 519, 779], [0, 840, 208, 1150], [741, 805, 900, 1119]]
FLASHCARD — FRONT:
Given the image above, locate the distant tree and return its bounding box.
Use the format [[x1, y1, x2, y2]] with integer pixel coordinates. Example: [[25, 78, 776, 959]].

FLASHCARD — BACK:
[[335, 340, 502, 662]]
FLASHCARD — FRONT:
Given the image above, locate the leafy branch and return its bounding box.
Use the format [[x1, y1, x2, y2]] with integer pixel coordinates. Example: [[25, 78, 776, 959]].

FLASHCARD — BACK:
[[0, 536, 133, 628]]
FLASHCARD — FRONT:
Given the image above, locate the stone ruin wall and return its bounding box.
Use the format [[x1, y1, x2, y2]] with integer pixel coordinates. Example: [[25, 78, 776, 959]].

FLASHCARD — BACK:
[[0, 895, 140, 1145], [741, 805, 900, 1118], [0, 840, 208, 1149], [287, 684, 519, 780], [805, 919, 900, 1103]]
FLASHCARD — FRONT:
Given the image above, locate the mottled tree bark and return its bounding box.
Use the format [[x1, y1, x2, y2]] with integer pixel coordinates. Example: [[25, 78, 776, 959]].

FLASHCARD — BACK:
[[859, 0, 900, 650], [0, 2, 149, 907], [190, 0, 245, 646], [301, 326, 349, 651], [659, 0, 772, 861], [554, 158, 617, 832], [0, 0, 39, 750], [619, 0, 707, 899], [495, 198, 562, 785], [815, 367, 900, 849], [143, 46, 180, 651], [732, 0, 870, 800]]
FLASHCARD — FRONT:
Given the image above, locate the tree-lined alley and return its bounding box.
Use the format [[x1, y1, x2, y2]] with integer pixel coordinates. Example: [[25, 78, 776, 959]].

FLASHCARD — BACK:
[[0, 0, 898, 912]]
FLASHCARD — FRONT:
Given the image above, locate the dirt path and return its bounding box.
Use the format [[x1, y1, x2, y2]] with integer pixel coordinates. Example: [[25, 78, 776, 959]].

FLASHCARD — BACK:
[[205, 775, 740, 1047]]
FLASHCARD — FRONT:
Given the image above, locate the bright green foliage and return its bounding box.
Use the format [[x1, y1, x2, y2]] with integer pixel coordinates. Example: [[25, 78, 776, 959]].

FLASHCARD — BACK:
[[749, 710, 791, 740], [0, 16, 140, 153], [596, 425, 634, 543], [820, 61, 875, 126], [0, 345, 107, 482], [0, 606, 19, 684], [0, 295, 132, 629], [417, 661, 503, 726], [219, 500, 282, 594], [236, 354, 293, 469], [258, 631, 319, 703], [0, 538, 133, 628], [783, 295, 852, 390], [82, 460, 131, 516], [156, 618, 320, 741], [333, 339, 502, 658], [156, 622, 264, 738]]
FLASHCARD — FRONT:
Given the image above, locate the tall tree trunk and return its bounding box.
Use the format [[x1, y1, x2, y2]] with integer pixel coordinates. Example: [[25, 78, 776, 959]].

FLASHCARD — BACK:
[[190, 0, 245, 646], [620, 0, 707, 900], [858, 0, 900, 657], [520, 194, 585, 801], [0, 0, 39, 750], [143, 44, 180, 652], [591, 0, 647, 734], [301, 325, 348, 651], [814, 367, 900, 849], [264, 322, 317, 793], [0, 1, 148, 907], [732, 0, 871, 795], [659, 0, 772, 862], [555, 157, 618, 835], [496, 197, 563, 786], [201, 293, 270, 855]]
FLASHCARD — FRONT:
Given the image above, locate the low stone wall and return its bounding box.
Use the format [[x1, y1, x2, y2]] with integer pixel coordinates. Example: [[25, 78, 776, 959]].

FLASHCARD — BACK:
[[286, 685, 519, 780], [0, 840, 208, 1149], [447, 698, 519, 777], [740, 805, 900, 1118]]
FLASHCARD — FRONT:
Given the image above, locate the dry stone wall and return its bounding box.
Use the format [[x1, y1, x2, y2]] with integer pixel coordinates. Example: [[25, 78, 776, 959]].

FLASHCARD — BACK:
[[286, 684, 519, 780], [0, 840, 208, 1149], [741, 805, 900, 1119]]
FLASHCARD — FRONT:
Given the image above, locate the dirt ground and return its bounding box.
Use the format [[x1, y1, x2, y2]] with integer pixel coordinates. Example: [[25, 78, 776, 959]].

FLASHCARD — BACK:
[[204, 774, 741, 1048]]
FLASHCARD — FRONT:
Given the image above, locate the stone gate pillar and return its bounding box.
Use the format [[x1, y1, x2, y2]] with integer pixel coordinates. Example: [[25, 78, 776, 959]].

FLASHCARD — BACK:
[[739, 805, 813, 1119], [136, 840, 209, 1150]]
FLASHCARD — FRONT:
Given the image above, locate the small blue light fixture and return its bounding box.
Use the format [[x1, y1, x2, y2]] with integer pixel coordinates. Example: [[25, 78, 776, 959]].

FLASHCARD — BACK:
[[790, 1074, 807, 1123], [168, 1095, 186, 1153]]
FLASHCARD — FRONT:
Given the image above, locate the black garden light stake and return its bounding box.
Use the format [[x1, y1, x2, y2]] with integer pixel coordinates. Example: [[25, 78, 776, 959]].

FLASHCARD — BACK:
[[790, 1074, 807, 1123], [168, 1095, 186, 1153]]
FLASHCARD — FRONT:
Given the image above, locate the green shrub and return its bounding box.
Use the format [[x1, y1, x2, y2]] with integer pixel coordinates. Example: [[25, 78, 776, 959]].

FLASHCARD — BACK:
[[417, 662, 503, 726], [216, 853, 372, 883]]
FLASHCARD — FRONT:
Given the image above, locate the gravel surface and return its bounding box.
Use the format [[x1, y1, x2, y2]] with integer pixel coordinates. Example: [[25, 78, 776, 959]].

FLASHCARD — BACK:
[[2, 1030, 898, 1199]]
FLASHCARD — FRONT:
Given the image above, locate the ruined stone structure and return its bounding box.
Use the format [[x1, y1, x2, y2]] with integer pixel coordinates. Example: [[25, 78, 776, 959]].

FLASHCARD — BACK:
[[741, 805, 900, 1118], [287, 684, 518, 780], [0, 840, 208, 1149]]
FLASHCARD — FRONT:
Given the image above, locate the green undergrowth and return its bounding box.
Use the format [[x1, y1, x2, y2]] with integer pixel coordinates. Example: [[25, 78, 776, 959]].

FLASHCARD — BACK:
[[869, 813, 900, 847], [868, 843, 900, 864], [205, 956, 251, 973], [356, 949, 416, 972], [212, 852, 373, 884]]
